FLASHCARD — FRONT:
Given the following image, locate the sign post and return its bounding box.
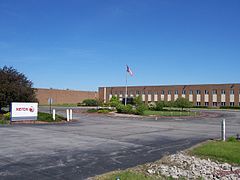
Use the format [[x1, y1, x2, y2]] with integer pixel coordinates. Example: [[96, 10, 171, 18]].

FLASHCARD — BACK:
[[11, 102, 38, 121], [48, 98, 53, 114]]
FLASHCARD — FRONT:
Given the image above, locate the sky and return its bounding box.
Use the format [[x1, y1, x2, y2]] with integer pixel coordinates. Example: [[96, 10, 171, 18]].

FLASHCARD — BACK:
[[0, 0, 239, 91]]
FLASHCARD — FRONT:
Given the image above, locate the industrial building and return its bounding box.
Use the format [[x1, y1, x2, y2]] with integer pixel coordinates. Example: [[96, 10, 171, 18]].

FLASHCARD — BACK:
[[99, 84, 240, 107]]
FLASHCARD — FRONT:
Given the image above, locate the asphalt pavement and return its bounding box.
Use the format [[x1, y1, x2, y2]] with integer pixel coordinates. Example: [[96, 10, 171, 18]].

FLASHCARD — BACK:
[[0, 107, 239, 180]]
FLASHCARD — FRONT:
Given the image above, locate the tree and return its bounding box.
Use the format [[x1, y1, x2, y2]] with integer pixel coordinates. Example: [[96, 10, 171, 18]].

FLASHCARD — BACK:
[[175, 97, 193, 110], [133, 96, 147, 115], [0, 66, 37, 111], [109, 96, 120, 107], [133, 96, 144, 106]]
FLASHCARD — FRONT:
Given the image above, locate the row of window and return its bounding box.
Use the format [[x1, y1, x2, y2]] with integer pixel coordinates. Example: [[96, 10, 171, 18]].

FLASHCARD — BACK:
[[113, 89, 239, 95], [196, 102, 240, 107]]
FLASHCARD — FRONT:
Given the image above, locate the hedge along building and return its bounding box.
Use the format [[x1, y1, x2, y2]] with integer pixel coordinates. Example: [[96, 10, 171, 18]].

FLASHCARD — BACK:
[[99, 84, 240, 107], [35, 88, 98, 105]]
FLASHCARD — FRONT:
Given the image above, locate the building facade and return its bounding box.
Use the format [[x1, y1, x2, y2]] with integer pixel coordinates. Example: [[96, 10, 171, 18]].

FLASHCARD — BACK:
[[99, 84, 240, 107], [36, 88, 97, 105]]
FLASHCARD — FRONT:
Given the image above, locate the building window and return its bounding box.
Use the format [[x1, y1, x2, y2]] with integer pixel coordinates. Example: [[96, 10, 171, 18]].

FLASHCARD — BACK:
[[212, 89, 217, 94], [196, 102, 201, 106], [221, 102, 226, 107], [213, 102, 218, 107], [230, 90, 234, 95], [205, 102, 209, 106], [161, 90, 165, 95], [230, 102, 234, 106], [148, 91, 152, 95], [168, 90, 171, 95], [136, 91, 140, 95], [196, 90, 201, 95], [175, 90, 178, 95], [204, 90, 209, 94], [120, 91, 123, 95], [154, 92, 158, 95], [189, 90, 193, 95], [221, 90, 226, 95], [142, 91, 145, 95], [182, 90, 186, 95]]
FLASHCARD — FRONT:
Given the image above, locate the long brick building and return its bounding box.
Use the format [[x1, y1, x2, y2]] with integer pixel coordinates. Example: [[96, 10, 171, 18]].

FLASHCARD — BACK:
[[99, 84, 240, 107]]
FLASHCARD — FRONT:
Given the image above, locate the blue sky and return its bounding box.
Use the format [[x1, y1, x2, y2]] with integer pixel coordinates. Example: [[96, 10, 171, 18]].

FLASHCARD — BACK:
[[0, 0, 239, 91]]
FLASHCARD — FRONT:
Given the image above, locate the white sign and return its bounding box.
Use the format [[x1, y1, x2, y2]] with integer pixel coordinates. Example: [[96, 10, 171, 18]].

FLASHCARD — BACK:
[[48, 98, 53, 104], [11, 102, 38, 121]]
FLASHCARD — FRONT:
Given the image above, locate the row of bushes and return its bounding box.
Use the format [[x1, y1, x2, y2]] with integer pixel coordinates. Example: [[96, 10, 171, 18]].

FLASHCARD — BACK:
[[148, 98, 193, 111], [87, 108, 112, 114], [116, 104, 146, 115], [77, 99, 100, 106], [220, 106, 240, 110]]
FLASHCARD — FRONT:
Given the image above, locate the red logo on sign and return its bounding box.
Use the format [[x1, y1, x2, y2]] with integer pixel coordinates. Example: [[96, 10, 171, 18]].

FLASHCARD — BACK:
[[29, 107, 34, 112], [16, 107, 34, 112]]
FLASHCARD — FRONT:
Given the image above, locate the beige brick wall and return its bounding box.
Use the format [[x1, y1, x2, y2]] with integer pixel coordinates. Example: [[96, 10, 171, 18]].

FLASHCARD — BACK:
[[35, 88, 98, 105]]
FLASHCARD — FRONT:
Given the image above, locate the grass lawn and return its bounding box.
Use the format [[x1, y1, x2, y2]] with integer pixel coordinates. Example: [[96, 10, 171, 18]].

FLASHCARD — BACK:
[[37, 112, 65, 122], [190, 141, 240, 165], [0, 112, 66, 124], [144, 110, 197, 116], [93, 170, 161, 180]]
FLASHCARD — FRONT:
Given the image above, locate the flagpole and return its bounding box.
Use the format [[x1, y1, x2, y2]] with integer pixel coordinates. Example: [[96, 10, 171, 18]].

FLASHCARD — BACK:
[[125, 66, 128, 106]]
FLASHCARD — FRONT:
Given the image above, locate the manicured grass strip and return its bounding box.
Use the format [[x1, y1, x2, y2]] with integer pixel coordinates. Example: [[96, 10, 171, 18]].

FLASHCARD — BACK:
[[38, 112, 65, 122], [144, 110, 197, 116], [190, 141, 240, 165], [94, 170, 158, 180]]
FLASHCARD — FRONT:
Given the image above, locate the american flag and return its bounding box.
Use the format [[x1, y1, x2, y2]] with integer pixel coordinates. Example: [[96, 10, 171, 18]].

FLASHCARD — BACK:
[[126, 65, 133, 76]]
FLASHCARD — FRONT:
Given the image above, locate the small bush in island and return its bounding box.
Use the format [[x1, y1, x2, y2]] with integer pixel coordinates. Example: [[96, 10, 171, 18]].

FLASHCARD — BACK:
[[78, 99, 99, 106], [115, 96, 147, 115], [97, 109, 111, 114], [116, 104, 134, 114]]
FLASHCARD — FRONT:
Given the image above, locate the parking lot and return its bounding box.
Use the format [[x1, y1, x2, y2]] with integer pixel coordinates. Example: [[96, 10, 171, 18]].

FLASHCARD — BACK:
[[0, 108, 239, 180]]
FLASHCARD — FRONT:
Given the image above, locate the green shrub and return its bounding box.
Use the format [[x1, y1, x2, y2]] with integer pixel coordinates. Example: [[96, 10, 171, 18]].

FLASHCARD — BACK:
[[81, 99, 98, 106], [175, 97, 193, 110], [135, 104, 147, 115], [97, 109, 111, 114], [110, 96, 121, 107], [116, 104, 134, 114], [227, 136, 237, 142], [87, 109, 98, 113], [155, 101, 165, 111], [3, 112, 10, 120], [148, 102, 156, 110], [133, 96, 144, 106], [220, 106, 240, 110]]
